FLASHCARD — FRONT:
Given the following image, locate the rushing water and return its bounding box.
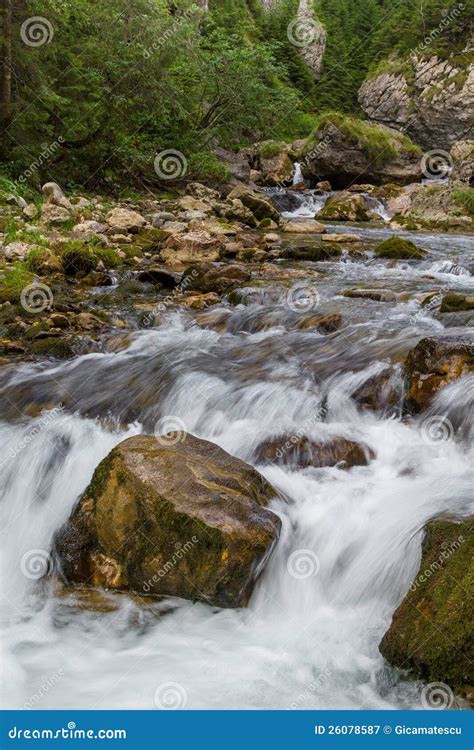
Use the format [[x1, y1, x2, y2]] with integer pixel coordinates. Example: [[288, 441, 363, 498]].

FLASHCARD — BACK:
[[0, 207, 473, 710]]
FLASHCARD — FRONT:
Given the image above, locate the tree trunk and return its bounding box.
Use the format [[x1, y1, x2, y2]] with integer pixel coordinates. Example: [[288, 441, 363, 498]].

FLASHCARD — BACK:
[[0, 0, 12, 133]]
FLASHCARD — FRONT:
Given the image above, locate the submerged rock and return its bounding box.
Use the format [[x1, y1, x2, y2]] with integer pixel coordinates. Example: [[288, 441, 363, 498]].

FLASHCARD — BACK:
[[342, 289, 397, 302], [380, 517, 473, 698], [351, 366, 402, 414], [255, 435, 374, 469], [55, 434, 281, 608], [404, 336, 474, 413], [440, 293, 474, 313], [281, 242, 342, 261], [181, 262, 251, 294]]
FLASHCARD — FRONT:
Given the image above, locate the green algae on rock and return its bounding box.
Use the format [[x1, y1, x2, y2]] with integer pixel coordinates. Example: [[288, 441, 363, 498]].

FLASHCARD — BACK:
[[375, 236, 425, 260], [380, 517, 473, 698], [54, 434, 281, 608]]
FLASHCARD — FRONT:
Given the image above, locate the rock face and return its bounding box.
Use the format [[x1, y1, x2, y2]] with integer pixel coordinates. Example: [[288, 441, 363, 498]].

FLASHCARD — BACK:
[[380, 517, 473, 696], [55, 434, 281, 608], [255, 435, 374, 469], [358, 54, 474, 151], [301, 115, 421, 188], [404, 336, 474, 412], [295, 0, 326, 79], [450, 140, 474, 185], [388, 181, 473, 231]]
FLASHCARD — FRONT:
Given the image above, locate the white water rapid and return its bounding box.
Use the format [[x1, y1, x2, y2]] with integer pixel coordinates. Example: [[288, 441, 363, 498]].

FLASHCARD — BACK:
[[0, 221, 473, 711]]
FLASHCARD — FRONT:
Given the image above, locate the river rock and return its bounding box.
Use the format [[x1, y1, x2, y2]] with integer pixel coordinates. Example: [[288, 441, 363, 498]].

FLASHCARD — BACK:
[[42, 182, 73, 210], [54, 434, 281, 608], [106, 207, 147, 233], [160, 231, 223, 267], [41, 204, 72, 225], [404, 336, 474, 412], [322, 233, 360, 243], [181, 261, 251, 294], [282, 219, 325, 233], [351, 366, 402, 414], [136, 267, 180, 288], [379, 517, 473, 697], [318, 192, 370, 222], [227, 186, 280, 224], [342, 289, 397, 302], [375, 236, 425, 260], [73, 220, 107, 235], [255, 435, 374, 469], [257, 141, 294, 186], [440, 293, 474, 313], [281, 242, 342, 261]]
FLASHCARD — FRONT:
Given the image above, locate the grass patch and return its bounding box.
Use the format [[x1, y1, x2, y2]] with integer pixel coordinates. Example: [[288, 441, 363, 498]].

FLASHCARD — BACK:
[[452, 189, 474, 219], [258, 141, 286, 159], [0, 263, 35, 304], [56, 241, 119, 276]]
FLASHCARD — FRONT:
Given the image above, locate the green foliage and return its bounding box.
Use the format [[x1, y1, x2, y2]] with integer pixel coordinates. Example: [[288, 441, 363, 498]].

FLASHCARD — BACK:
[[258, 142, 286, 159], [452, 189, 474, 218], [57, 242, 119, 276], [0, 263, 34, 304]]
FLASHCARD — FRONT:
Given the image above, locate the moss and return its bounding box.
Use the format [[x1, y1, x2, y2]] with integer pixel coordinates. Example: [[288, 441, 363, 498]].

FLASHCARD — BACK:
[[0, 263, 35, 304], [305, 112, 420, 166], [58, 241, 119, 276], [375, 236, 425, 259], [452, 189, 474, 219], [29, 337, 74, 358], [440, 293, 474, 313], [258, 141, 286, 159], [380, 517, 473, 692], [26, 248, 62, 274]]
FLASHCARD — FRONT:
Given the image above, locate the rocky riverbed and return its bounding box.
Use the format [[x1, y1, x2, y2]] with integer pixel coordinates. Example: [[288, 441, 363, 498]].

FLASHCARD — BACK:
[[0, 175, 473, 710]]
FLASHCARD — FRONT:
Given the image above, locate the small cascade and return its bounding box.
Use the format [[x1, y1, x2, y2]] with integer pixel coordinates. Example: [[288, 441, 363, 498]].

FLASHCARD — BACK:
[[292, 161, 304, 185]]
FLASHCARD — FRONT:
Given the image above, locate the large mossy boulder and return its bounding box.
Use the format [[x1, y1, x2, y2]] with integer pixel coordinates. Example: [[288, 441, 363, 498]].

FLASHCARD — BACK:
[[54, 434, 281, 608], [404, 336, 474, 413], [257, 141, 294, 186], [318, 192, 370, 222], [375, 236, 425, 260], [380, 517, 473, 697]]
